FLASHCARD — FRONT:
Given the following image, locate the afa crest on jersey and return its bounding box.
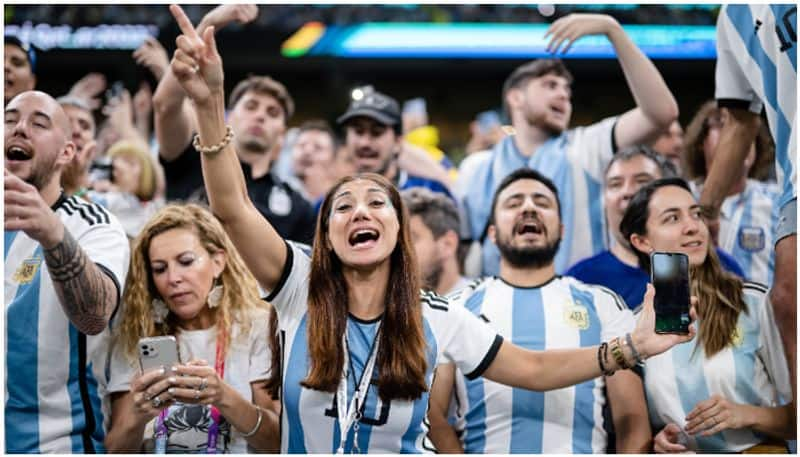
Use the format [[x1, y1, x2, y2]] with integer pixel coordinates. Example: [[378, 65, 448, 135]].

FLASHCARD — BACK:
[[13, 256, 42, 284], [563, 300, 590, 330], [737, 226, 765, 252]]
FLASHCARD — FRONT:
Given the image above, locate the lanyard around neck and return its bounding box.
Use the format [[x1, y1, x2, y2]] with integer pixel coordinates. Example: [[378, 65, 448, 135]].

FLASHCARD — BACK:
[[154, 331, 226, 454], [336, 321, 381, 454]]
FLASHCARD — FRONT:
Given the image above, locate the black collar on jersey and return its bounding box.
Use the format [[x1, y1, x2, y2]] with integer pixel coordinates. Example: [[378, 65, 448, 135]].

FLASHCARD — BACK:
[[497, 274, 560, 290], [348, 312, 384, 325], [50, 191, 68, 211]]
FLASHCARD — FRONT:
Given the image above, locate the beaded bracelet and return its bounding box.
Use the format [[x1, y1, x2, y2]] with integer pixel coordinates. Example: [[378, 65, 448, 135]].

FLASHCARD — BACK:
[[240, 405, 263, 438], [193, 125, 234, 157], [597, 342, 615, 376]]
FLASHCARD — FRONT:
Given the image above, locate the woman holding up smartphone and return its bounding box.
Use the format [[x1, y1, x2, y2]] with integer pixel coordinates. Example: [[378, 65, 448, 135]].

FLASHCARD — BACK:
[[105, 204, 280, 453], [166, 4, 697, 453], [621, 178, 794, 453]]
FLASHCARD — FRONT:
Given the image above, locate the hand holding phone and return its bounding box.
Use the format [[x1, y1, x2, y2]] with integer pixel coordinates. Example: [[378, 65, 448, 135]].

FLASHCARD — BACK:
[[651, 252, 691, 335]]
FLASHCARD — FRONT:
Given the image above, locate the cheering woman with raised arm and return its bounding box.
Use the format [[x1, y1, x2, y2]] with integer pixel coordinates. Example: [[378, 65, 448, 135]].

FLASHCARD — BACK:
[[166, 4, 695, 453]]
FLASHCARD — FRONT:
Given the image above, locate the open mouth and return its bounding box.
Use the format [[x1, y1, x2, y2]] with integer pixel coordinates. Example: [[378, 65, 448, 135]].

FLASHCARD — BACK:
[[348, 228, 380, 248], [354, 148, 379, 159], [6, 145, 32, 161], [682, 240, 703, 248], [549, 105, 566, 116], [515, 219, 544, 236]]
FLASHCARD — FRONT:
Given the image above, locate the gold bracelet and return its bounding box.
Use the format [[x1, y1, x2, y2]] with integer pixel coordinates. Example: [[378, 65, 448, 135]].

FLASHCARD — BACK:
[[193, 125, 234, 157], [609, 337, 630, 370]]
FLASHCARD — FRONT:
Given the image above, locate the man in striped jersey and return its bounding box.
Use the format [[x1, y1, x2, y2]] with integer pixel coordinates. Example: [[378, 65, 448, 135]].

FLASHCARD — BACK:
[[701, 3, 796, 403], [457, 13, 679, 277], [429, 168, 650, 453], [4, 91, 129, 452]]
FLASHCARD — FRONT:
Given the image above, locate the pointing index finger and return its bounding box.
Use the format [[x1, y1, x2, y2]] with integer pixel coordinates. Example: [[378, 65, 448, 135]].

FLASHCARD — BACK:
[[170, 4, 199, 40]]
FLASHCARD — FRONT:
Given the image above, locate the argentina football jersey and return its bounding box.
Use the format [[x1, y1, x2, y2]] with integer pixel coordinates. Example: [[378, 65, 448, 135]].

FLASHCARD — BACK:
[[449, 275, 634, 453], [716, 4, 797, 209], [266, 241, 502, 453], [642, 283, 792, 452], [5, 194, 129, 453]]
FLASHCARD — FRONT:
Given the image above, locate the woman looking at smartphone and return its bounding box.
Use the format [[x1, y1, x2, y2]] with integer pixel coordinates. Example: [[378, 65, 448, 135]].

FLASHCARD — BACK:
[[105, 204, 279, 453], [620, 178, 794, 453], [166, 4, 696, 453]]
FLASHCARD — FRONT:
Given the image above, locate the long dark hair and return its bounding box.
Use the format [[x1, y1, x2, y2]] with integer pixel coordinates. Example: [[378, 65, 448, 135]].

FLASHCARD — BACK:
[[301, 173, 428, 401], [620, 178, 747, 357]]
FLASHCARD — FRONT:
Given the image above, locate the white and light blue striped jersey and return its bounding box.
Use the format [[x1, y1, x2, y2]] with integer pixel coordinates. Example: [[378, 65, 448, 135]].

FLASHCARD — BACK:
[[691, 179, 779, 286], [716, 4, 796, 209], [449, 275, 635, 453], [4, 194, 129, 453], [457, 117, 616, 276], [642, 282, 792, 452], [265, 242, 502, 453]]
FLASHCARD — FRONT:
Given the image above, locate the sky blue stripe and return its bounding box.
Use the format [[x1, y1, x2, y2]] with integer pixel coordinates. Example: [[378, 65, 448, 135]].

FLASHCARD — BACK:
[[767, 200, 779, 285], [510, 288, 546, 453], [727, 5, 795, 207], [586, 170, 606, 255], [569, 285, 602, 453], [4, 230, 18, 259], [86, 364, 106, 452], [463, 290, 489, 453], [464, 288, 486, 316], [5, 246, 43, 453], [284, 315, 309, 453], [671, 328, 727, 451], [399, 318, 437, 453], [732, 196, 755, 280], [68, 327, 83, 452], [769, 5, 797, 72]]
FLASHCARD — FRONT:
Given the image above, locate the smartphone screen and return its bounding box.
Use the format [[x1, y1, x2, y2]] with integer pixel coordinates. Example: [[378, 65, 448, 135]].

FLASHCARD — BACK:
[[651, 252, 691, 335]]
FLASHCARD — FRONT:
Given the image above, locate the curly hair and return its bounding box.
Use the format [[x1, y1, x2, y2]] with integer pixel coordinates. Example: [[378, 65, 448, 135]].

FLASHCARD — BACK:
[[116, 204, 278, 379]]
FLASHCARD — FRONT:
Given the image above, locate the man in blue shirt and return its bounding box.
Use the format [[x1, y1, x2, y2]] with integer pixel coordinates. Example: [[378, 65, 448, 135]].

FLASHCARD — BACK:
[[567, 146, 744, 309]]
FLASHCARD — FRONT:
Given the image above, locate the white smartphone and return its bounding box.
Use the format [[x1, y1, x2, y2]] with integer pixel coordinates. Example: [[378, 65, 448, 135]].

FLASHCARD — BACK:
[[138, 336, 180, 372]]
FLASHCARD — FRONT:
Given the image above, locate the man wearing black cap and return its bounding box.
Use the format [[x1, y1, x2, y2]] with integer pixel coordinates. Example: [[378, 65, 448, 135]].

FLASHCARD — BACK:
[[337, 86, 452, 198], [5, 36, 36, 106]]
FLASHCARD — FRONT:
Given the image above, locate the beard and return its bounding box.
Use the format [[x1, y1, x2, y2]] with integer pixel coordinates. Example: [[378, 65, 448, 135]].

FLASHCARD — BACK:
[[24, 157, 60, 191], [421, 259, 444, 292], [522, 105, 566, 136], [495, 229, 562, 269]]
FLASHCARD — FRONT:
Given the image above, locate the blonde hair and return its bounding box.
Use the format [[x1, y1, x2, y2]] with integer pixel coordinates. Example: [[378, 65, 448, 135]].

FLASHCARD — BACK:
[[116, 203, 266, 361], [107, 140, 157, 201]]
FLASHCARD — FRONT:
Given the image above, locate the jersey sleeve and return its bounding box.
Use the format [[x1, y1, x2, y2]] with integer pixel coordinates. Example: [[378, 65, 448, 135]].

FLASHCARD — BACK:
[[715, 7, 765, 114], [568, 116, 618, 182], [756, 290, 793, 404], [263, 241, 311, 329], [428, 293, 503, 380], [593, 286, 636, 341], [75, 215, 130, 309]]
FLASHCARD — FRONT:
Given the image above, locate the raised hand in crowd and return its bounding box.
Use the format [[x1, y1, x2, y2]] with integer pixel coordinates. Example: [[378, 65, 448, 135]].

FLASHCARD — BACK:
[[133, 37, 170, 81], [132, 81, 154, 140], [104, 89, 148, 149], [67, 72, 107, 110], [199, 3, 259, 30]]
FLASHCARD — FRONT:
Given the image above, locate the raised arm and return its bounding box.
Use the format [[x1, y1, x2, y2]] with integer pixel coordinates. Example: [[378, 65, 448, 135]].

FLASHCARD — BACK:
[[167, 4, 286, 290], [482, 286, 694, 391], [154, 4, 259, 161], [546, 14, 679, 148], [4, 171, 120, 335]]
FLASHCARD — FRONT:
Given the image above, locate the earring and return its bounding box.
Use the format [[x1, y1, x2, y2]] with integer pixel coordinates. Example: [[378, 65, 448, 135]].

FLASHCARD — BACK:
[[151, 298, 169, 324], [207, 281, 223, 309]]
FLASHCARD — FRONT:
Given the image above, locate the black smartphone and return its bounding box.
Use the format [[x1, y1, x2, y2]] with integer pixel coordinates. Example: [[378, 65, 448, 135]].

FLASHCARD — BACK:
[[650, 252, 691, 335]]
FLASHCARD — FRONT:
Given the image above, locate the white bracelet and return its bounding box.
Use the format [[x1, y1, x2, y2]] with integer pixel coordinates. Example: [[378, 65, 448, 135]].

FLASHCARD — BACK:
[[240, 405, 263, 438]]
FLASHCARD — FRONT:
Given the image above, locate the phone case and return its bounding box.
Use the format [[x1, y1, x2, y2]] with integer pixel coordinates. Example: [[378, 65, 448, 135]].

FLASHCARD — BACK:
[[650, 252, 691, 335], [138, 335, 180, 372]]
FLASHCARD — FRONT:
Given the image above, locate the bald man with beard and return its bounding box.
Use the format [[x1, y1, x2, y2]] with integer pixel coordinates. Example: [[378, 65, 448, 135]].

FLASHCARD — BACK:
[[4, 91, 129, 452]]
